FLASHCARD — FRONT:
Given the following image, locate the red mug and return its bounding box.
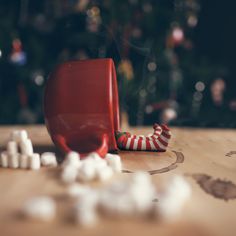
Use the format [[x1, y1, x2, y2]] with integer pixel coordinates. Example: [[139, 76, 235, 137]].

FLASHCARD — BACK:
[[44, 58, 120, 158]]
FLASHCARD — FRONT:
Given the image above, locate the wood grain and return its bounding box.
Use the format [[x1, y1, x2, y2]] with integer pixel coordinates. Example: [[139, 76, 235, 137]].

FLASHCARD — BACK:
[[0, 125, 236, 236]]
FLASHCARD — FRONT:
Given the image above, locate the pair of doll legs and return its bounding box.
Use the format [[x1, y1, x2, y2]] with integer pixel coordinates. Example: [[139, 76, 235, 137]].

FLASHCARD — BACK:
[[115, 124, 171, 152]]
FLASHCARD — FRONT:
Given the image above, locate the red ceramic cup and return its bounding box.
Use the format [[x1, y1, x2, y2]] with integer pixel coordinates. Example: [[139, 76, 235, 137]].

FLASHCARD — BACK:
[[44, 58, 120, 158]]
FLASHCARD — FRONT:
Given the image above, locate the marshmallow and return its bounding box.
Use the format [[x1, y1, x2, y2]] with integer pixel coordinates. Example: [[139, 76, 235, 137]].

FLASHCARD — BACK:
[[41, 152, 57, 167], [156, 175, 191, 220], [20, 139, 33, 156], [0, 151, 8, 167], [131, 171, 151, 184], [94, 158, 107, 169], [73, 194, 99, 226], [96, 166, 113, 182], [22, 196, 56, 221], [11, 130, 28, 143], [74, 204, 97, 226], [77, 161, 96, 182], [9, 154, 20, 168], [67, 184, 92, 198], [86, 152, 101, 161], [129, 172, 156, 213], [7, 141, 18, 155], [29, 153, 40, 170], [99, 187, 134, 216], [105, 153, 122, 173], [61, 165, 78, 184], [62, 151, 81, 169], [78, 191, 100, 207], [129, 182, 155, 213], [19, 154, 29, 169]]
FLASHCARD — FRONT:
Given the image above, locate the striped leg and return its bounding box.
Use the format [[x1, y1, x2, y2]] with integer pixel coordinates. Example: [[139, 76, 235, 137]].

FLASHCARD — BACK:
[[159, 124, 171, 146], [148, 124, 171, 151], [144, 123, 165, 151], [150, 123, 163, 139], [115, 124, 171, 152], [115, 124, 162, 150]]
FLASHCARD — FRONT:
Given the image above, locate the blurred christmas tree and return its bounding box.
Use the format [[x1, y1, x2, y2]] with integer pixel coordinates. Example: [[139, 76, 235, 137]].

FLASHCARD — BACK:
[[0, 0, 235, 127]]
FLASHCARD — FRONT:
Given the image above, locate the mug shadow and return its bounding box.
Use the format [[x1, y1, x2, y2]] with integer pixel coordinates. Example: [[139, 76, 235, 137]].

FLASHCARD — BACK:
[[33, 144, 64, 163]]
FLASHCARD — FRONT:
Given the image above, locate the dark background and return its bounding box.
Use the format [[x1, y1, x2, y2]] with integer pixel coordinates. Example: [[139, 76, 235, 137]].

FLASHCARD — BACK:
[[0, 0, 235, 127]]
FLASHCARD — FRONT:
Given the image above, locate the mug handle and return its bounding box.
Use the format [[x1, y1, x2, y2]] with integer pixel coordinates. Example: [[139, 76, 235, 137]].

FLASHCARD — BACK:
[[53, 134, 109, 158]]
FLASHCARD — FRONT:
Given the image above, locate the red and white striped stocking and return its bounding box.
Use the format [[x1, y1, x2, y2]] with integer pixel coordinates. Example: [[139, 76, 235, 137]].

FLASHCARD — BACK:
[[115, 124, 171, 152]]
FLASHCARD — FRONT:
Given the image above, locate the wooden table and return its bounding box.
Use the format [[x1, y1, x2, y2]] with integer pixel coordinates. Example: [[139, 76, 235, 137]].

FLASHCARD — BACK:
[[0, 125, 236, 236]]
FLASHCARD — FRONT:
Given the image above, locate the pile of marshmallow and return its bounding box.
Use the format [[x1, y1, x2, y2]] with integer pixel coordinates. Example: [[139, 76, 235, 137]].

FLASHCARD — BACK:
[[22, 173, 191, 226], [0, 130, 57, 169], [61, 151, 122, 184], [72, 172, 157, 226], [71, 173, 192, 226]]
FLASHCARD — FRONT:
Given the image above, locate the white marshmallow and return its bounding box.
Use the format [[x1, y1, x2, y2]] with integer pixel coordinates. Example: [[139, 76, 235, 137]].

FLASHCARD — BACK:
[[29, 153, 40, 170], [86, 152, 101, 161], [105, 153, 122, 173], [19, 154, 29, 169], [99, 188, 134, 216], [77, 161, 96, 182], [11, 130, 28, 143], [156, 175, 191, 220], [67, 184, 92, 198], [96, 166, 113, 182], [129, 183, 156, 213], [22, 196, 56, 221], [20, 139, 33, 155], [62, 151, 81, 169], [0, 151, 8, 167], [9, 154, 20, 168], [78, 191, 100, 208], [7, 141, 18, 155], [61, 165, 78, 184], [74, 205, 97, 226], [41, 152, 57, 167], [129, 172, 156, 213], [131, 171, 151, 185], [94, 158, 107, 169], [73, 194, 99, 226]]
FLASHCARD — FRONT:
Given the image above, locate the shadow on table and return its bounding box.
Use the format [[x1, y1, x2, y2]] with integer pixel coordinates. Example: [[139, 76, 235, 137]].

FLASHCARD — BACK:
[[33, 144, 64, 163]]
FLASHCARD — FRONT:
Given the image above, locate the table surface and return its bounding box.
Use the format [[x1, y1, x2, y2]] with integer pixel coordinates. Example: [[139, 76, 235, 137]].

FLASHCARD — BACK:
[[0, 125, 236, 236]]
